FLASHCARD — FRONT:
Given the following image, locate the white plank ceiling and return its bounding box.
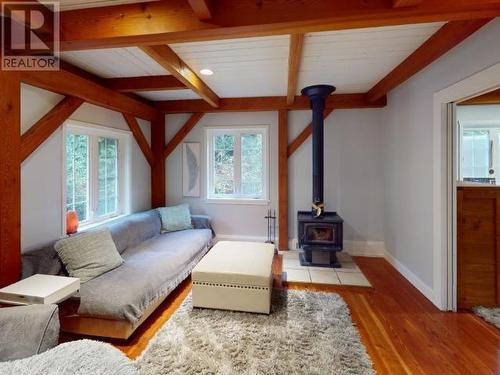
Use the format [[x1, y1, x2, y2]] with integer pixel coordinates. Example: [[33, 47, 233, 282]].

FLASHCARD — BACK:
[[61, 47, 169, 78], [169, 36, 290, 98], [298, 23, 444, 94], [60, 22, 446, 100]]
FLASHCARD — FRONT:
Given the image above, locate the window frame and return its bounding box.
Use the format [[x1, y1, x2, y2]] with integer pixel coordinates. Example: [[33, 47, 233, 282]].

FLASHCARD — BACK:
[[62, 120, 131, 232], [205, 125, 269, 205]]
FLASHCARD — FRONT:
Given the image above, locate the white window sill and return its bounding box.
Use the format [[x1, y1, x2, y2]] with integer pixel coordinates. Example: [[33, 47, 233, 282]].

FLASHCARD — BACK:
[[205, 198, 270, 206], [78, 213, 128, 232]]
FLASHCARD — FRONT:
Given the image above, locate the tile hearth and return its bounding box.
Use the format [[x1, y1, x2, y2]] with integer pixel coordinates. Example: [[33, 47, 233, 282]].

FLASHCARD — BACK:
[[280, 251, 371, 287]]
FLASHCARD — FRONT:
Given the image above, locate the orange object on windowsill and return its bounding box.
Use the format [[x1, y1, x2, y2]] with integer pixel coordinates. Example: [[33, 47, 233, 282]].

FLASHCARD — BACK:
[[66, 210, 79, 235]]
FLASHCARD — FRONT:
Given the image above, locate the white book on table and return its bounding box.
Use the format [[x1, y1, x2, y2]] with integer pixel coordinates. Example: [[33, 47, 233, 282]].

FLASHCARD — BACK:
[[0, 274, 80, 305]]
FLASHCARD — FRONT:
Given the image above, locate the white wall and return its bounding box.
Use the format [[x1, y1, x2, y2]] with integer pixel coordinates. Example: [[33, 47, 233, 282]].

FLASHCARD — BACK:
[[288, 110, 385, 244], [165, 108, 386, 250], [382, 19, 500, 300], [166, 112, 278, 240], [21, 84, 152, 252]]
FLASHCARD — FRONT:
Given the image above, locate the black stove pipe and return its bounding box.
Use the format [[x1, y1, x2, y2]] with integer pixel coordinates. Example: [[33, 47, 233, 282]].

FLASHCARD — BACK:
[[301, 84, 336, 217]]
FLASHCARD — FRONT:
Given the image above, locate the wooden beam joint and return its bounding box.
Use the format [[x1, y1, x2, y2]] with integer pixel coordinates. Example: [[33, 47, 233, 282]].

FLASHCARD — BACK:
[[164, 113, 205, 158], [21, 96, 84, 162], [123, 113, 155, 166]]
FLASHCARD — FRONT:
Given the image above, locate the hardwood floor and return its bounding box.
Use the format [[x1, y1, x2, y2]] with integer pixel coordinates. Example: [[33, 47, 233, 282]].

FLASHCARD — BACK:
[[69, 256, 500, 374]]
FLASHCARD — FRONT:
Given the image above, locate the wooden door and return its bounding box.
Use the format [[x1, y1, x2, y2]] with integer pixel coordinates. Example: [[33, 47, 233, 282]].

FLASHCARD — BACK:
[[457, 186, 500, 309]]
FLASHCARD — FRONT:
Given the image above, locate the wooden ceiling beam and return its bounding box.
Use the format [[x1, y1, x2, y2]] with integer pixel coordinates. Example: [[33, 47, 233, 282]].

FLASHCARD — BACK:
[[141, 45, 220, 108], [287, 34, 305, 106], [155, 94, 386, 113], [21, 96, 84, 162], [459, 88, 500, 105], [164, 113, 204, 158], [287, 109, 335, 157], [58, 0, 500, 51], [392, 0, 423, 8], [105, 75, 187, 92], [366, 18, 492, 102], [122, 113, 154, 166], [20, 68, 158, 121], [188, 0, 214, 20]]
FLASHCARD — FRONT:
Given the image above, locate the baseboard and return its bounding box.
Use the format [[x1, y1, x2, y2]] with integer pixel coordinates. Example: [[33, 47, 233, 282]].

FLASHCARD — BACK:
[[383, 250, 435, 304], [344, 240, 386, 257]]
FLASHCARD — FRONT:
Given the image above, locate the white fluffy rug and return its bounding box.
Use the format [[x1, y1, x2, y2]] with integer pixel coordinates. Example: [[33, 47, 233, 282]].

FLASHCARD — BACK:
[[473, 306, 500, 328], [0, 340, 136, 375], [135, 289, 374, 375]]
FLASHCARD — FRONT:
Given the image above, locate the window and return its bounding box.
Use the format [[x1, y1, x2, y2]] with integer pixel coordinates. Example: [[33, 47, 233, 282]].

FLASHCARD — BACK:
[[458, 125, 500, 185], [206, 126, 268, 202], [64, 121, 130, 228], [462, 130, 490, 179]]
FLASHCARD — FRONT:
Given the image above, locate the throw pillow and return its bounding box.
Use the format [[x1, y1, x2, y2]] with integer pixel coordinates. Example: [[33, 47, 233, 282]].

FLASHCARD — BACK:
[[54, 229, 123, 283], [157, 204, 193, 232]]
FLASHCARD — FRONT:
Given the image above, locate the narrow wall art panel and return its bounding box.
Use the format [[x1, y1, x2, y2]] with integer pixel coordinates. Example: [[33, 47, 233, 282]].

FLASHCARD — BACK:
[[183, 142, 201, 197]]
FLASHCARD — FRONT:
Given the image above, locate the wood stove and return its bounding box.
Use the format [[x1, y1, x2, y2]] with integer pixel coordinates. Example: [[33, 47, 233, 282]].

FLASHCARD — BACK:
[[298, 84, 344, 268], [298, 211, 343, 267]]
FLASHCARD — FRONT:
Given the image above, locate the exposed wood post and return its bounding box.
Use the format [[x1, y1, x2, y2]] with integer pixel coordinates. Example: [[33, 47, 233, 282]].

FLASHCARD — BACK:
[[21, 96, 84, 162], [0, 72, 21, 287], [151, 113, 166, 208], [278, 109, 288, 251]]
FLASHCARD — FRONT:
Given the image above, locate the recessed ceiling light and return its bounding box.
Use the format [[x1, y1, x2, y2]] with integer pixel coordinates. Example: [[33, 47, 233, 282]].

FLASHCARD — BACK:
[[200, 68, 213, 76]]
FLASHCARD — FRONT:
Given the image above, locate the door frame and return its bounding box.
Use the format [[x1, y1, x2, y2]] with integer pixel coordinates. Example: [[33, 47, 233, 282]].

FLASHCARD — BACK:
[[433, 62, 500, 310]]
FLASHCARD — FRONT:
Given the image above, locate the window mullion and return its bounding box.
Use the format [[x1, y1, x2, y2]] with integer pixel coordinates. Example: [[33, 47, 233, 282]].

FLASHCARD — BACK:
[[234, 132, 241, 197], [90, 135, 98, 222]]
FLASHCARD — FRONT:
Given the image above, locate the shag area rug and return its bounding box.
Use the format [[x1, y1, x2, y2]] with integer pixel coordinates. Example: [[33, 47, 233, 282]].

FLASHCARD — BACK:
[[0, 340, 136, 375], [135, 289, 374, 375], [473, 306, 500, 328]]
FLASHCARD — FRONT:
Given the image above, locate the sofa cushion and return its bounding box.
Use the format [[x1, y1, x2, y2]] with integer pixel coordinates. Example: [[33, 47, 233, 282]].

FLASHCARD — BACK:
[[74, 229, 212, 324], [158, 204, 193, 232], [55, 229, 123, 283], [107, 210, 161, 254], [0, 304, 59, 361]]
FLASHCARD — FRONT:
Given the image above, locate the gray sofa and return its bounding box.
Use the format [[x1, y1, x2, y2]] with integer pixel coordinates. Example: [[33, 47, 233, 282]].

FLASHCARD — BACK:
[[22, 209, 214, 339]]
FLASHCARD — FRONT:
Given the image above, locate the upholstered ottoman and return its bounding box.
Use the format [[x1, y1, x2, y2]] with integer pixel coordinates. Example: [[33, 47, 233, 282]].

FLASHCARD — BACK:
[[192, 241, 275, 314]]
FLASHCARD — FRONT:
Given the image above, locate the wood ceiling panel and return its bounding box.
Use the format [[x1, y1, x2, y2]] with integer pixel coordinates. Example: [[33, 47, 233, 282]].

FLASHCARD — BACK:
[[61, 47, 170, 78], [169, 35, 289, 97], [298, 22, 444, 94]]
